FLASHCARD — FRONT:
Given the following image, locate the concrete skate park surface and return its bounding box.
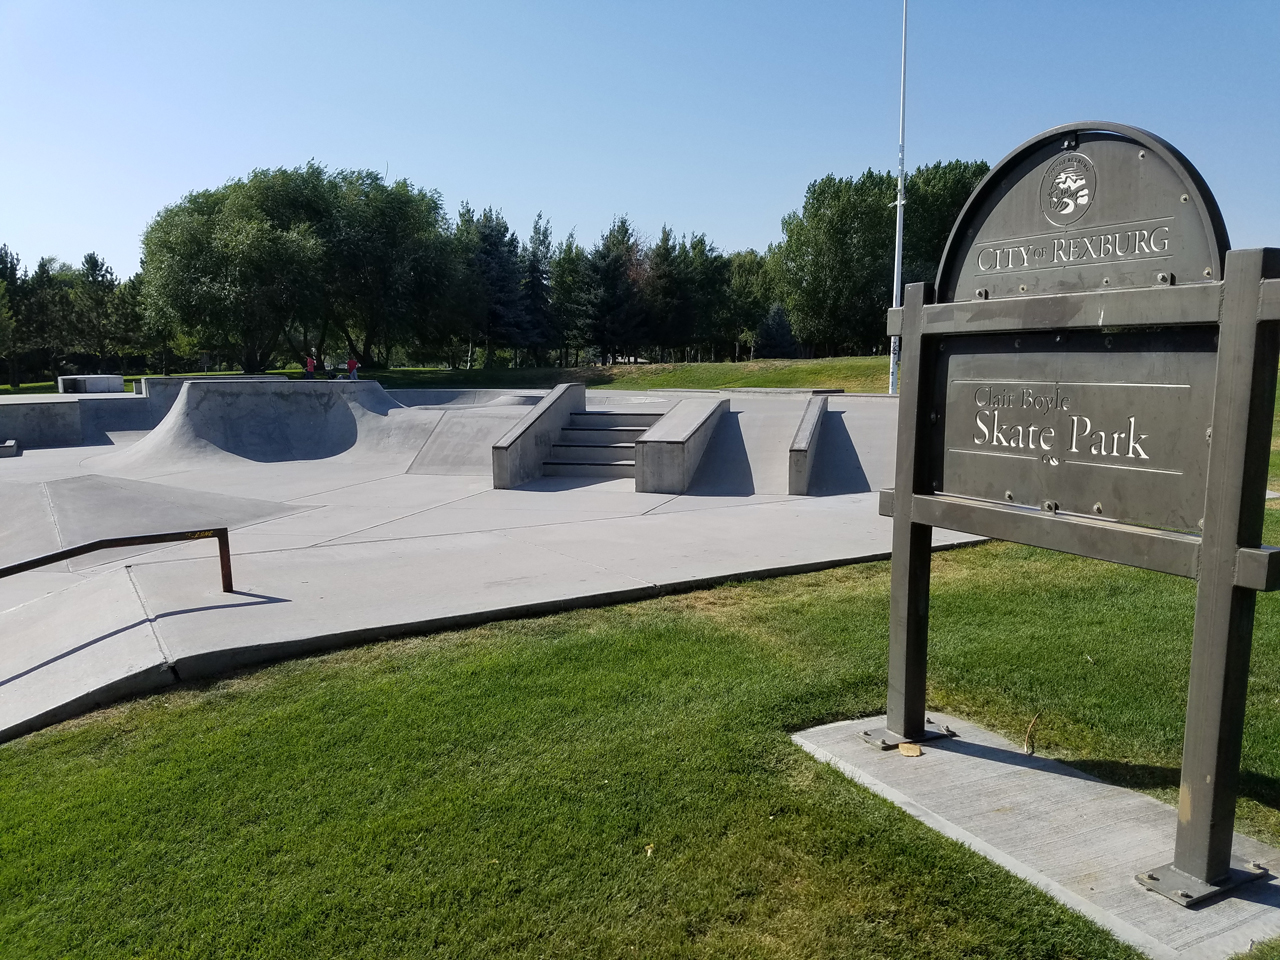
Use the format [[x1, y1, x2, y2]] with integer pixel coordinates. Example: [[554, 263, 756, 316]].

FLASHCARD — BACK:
[[0, 379, 977, 742]]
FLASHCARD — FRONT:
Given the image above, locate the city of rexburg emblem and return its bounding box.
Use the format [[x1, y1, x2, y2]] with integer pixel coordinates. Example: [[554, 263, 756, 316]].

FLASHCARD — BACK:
[[1041, 152, 1096, 227]]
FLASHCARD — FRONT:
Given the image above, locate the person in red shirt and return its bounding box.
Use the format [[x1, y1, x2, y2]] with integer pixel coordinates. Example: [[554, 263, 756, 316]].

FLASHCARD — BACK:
[[346, 356, 359, 380], [303, 354, 316, 379]]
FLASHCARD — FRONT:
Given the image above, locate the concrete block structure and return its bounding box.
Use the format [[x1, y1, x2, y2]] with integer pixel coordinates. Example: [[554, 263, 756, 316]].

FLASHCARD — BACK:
[[634, 397, 728, 494], [57, 375, 125, 393]]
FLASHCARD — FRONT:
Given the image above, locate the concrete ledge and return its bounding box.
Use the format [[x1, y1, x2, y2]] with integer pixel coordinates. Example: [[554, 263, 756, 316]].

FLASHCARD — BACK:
[[788, 395, 828, 495], [492, 382, 586, 488], [634, 397, 728, 494], [0, 439, 19, 458]]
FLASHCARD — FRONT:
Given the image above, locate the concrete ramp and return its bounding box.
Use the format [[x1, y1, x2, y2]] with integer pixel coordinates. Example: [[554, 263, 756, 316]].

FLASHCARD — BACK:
[[683, 394, 899, 498], [408, 406, 531, 476], [808, 397, 898, 496], [685, 398, 809, 496], [87, 380, 444, 475]]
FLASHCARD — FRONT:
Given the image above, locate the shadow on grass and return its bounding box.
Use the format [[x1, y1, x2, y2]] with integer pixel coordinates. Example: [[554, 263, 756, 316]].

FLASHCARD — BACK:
[[1070, 758, 1280, 814]]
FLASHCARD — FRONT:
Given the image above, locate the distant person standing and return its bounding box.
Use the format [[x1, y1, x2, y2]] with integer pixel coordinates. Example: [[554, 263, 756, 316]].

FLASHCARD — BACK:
[[346, 356, 359, 380], [303, 354, 317, 379]]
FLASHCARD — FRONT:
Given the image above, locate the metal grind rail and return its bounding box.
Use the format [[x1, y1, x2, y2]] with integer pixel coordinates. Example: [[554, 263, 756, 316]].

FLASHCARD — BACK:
[[0, 528, 233, 592]]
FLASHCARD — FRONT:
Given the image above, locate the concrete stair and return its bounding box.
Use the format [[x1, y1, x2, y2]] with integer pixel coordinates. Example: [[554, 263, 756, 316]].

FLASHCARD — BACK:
[[543, 410, 663, 479]]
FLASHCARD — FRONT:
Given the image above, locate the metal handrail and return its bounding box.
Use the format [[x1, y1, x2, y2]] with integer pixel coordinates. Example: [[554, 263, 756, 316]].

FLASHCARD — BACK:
[[0, 528, 233, 592]]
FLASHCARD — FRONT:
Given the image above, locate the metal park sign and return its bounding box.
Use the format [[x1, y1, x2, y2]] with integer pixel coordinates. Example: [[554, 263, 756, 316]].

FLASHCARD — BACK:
[[876, 122, 1280, 906]]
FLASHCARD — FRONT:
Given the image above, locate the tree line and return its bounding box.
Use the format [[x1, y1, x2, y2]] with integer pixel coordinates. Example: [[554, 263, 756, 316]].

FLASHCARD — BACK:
[[0, 159, 988, 383]]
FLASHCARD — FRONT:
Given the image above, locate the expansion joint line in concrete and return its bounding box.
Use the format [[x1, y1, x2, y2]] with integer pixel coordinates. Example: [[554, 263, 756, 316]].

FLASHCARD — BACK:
[[792, 735, 1178, 960], [306, 486, 495, 548], [39, 481, 65, 551], [277, 468, 415, 508], [126, 564, 176, 672]]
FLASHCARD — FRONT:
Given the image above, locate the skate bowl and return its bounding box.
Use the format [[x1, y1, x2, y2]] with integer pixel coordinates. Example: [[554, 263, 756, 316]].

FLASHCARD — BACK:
[[88, 379, 449, 472]]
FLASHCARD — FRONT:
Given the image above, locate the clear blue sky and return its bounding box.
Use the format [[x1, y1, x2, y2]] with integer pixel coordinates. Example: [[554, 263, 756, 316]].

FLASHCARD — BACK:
[[1, 0, 1276, 278]]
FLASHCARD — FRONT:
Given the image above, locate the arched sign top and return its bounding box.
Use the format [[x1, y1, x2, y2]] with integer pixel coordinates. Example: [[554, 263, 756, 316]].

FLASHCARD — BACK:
[[934, 122, 1230, 304]]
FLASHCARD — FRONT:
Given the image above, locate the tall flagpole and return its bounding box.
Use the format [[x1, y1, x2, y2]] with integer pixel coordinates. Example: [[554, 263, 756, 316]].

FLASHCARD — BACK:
[[889, 0, 907, 395]]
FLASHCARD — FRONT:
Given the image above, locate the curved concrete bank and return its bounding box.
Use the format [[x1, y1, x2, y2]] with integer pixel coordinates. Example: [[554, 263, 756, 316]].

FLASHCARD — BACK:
[[89, 379, 443, 472]]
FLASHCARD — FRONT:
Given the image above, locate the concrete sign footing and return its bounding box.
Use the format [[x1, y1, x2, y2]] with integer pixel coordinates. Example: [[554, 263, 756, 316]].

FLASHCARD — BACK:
[[795, 714, 1280, 960]]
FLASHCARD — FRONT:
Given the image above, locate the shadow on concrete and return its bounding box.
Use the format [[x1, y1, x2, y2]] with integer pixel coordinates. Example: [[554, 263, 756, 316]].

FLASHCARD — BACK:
[[809, 410, 871, 496], [921, 733, 1106, 783], [687, 412, 755, 496], [517, 476, 630, 493]]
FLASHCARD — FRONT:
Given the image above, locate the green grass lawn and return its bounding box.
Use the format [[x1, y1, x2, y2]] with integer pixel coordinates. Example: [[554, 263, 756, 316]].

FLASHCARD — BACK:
[[10, 511, 1280, 957], [1, 357, 892, 398], [0, 380, 58, 395], [302, 357, 893, 394]]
